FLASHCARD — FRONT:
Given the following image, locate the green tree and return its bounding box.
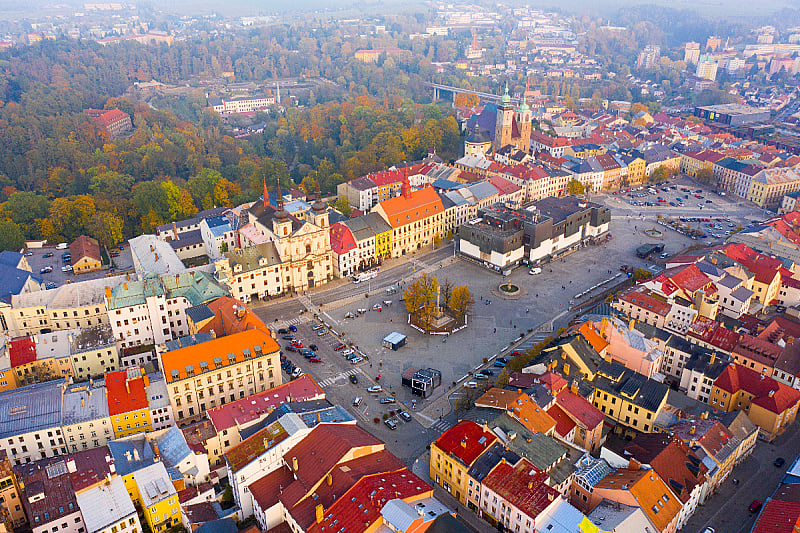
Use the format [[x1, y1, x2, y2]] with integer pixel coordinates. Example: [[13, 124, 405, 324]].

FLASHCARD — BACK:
[[334, 197, 353, 217], [3, 192, 50, 226], [89, 211, 124, 248], [0, 220, 25, 252], [567, 179, 585, 195], [188, 168, 223, 209]]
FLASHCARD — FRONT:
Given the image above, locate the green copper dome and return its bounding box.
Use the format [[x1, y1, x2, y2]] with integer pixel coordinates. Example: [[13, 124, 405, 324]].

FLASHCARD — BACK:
[[500, 83, 511, 105], [518, 95, 530, 114]]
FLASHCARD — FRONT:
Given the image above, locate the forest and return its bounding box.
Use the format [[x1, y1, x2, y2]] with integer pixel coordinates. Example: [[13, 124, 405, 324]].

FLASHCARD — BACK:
[[0, 32, 461, 252]]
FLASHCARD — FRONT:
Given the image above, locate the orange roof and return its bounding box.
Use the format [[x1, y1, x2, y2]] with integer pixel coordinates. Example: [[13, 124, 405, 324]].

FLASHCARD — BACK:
[[106, 370, 149, 416], [506, 394, 556, 434], [475, 388, 524, 409], [198, 297, 267, 336], [162, 327, 279, 383], [629, 470, 682, 531], [377, 186, 444, 229], [578, 321, 609, 354]]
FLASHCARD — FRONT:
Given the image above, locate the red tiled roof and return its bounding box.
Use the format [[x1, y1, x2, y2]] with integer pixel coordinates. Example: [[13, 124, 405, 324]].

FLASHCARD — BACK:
[[715, 364, 800, 415], [669, 264, 712, 294], [250, 465, 295, 511], [226, 420, 290, 472], [687, 318, 740, 352], [752, 500, 800, 533], [306, 468, 431, 533], [733, 334, 782, 367], [95, 108, 130, 128], [538, 371, 568, 394], [553, 390, 605, 430], [283, 424, 383, 489], [69, 235, 101, 263], [282, 449, 406, 528], [546, 404, 576, 438], [9, 336, 36, 368], [105, 370, 148, 415], [434, 420, 497, 467], [482, 458, 557, 519], [207, 374, 324, 432], [487, 175, 522, 196], [619, 290, 671, 317], [330, 222, 357, 255]]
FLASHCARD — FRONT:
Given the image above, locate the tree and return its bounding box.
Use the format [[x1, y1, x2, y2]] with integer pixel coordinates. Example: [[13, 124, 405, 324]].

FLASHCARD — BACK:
[[567, 179, 585, 195], [403, 274, 439, 329], [449, 285, 474, 317], [3, 192, 50, 226], [650, 166, 676, 182], [440, 278, 454, 308], [632, 268, 653, 280], [334, 197, 353, 217], [188, 168, 223, 209], [0, 220, 25, 252], [89, 211, 124, 248], [696, 168, 713, 183], [454, 92, 479, 108]]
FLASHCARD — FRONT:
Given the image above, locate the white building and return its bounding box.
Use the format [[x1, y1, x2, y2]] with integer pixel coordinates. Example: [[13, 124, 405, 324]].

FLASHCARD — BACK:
[[146, 374, 175, 431], [199, 215, 237, 259], [129, 234, 187, 278], [104, 272, 229, 349], [75, 476, 141, 533]]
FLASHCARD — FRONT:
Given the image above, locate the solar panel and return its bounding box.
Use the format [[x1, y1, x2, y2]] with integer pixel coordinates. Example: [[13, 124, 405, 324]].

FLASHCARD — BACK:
[[155, 478, 170, 494], [145, 481, 158, 499], [46, 461, 68, 479]]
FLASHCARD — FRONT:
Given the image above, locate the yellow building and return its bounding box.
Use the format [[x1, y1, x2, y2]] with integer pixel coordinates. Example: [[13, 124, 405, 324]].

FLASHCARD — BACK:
[[747, 167, 800, 209], [565, 144, 606, 159], [132, 462, 180, 532], [10, 335, 73, 386], [69, 325, 119, 381], [621, 155, 647, 186], [373, 184, 446, 258], [430, 420, 497, 505], [0, 451, 24, 527], [107, 369, 153, 438], [679, 150, 724, 177], [0, 365, 18, 393], [590, 361, 669, 434], [160, 326, 281, 425], [709, 364, 800, 441]]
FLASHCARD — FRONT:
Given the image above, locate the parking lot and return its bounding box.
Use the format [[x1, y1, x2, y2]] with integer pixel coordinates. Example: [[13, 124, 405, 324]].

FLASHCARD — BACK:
[[24, 243, 135, 289]]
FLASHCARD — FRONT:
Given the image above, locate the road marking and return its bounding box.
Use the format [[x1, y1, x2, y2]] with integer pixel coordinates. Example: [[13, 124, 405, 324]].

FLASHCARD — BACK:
[[317, 368, 362, 388], [416, 412, 434, 423]]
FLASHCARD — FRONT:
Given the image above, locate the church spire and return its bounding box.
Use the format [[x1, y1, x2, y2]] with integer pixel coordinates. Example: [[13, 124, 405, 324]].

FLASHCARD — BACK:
[[263, 177, 270, 207], [312, 178, 326, 213]]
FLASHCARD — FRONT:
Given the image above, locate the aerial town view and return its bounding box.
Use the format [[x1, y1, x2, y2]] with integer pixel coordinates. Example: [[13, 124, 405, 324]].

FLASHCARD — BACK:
[[2, 0, 800, 532]]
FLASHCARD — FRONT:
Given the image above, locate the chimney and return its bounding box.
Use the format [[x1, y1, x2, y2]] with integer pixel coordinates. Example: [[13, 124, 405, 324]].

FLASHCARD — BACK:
[[690, 425, 696, 435], [547, 492, 555, 501], [124, 282, 128, 290], [562, 362, 570, 377], [327, 473, 332, 486], [769, 390, 776, 397], [710, 352, 716, 364], [172, 221, 178, 240], [126, 380, 130, 394], [150, 244, 154, 252], [701, 411, 708, 420], [315, 504, 324, 523], [601, 317, 608, 338], [570, 381, 578, 394], [66, 458, 76, 473], [81, 397, 85, 407], [153, 443, 159, 458], [292, 457, 298, 471], [133, 448, 140, 461], [105, 286, 112, 299], [628, 458, 641, 471], [155, 253, 159, 261], [527, 481, 533, 489], [460, 438, 467, 448]]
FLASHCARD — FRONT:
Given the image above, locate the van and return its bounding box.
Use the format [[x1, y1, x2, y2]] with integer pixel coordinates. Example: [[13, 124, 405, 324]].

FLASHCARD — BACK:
[[352, 397, 363, 407], [56, 243, 68, 250]]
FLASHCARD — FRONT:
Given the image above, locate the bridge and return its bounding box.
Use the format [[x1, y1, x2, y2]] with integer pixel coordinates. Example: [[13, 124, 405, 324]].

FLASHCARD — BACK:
[[424, 82, 524, 104]]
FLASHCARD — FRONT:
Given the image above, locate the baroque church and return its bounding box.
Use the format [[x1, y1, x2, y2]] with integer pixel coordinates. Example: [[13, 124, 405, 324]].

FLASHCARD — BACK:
[[464, 85, 532, 157]]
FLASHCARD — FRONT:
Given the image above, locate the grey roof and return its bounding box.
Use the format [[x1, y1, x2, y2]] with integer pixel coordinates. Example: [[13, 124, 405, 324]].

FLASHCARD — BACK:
[[0, 380, 64, 439], [185, 303, 215, 325], [62, 382, 109, 426], [108, 435, 156, 477], [717, 410, 758, 442], [423, 164, 461, 182], [587, 499, 655, 531], [194, 518, 237, 533], [696, 260, 724, 278], [443, 190, 469, 207], [346, 176, 378, 191], [731, 286, 754, 301], [133, 462, 176, 508], [164, 332, 214, 352], [168, 229, 203, 249], [223, 242, 282, 272], [466, 126, 492, 145], [683, 351, 730, 380], [342, 216, 378, 242], [75, 476, 135, 533], [467, 441, 520, 482], [666, 334, 695, 354], [0, 251, 24, 268], [489, 412, 568, 471], [467, 181, 499, 201], [717, 274, 742, 289], [431, 178, 464, 191], [381, 498, 450, 532], [154, 426, 192, 468], [207, 98, 223, 106], [591, 360, 669, 413]]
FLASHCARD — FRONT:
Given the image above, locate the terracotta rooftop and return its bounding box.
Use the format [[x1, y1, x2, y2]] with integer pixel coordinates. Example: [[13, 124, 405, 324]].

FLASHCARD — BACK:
[[434, 421, 497, 467], [553, 390, 605, 430], [715, 364, 800, 415], [377, 186, 444, 229], [105, 370, 148, 416], [482, 458, 558, 519], [196, 296, 267, 336], [733, 334, 782, 367], [70, 235, 101, 262], [752, 499, 800, 533], [207, 374, 324, 432], [475, 388, 524, 410], [619, 290, 671, 317], [9, 336, 36, 368], [546, 404, 576, 438]]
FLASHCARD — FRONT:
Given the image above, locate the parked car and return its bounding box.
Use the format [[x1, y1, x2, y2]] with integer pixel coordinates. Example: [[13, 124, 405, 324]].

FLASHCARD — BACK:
[[278, 328, 289, 334], [493, 360, 506, 368], [528, 267, 542, 275], [291, 367, 303, 378], [289, 325, 298, 332], [344, 312, 356, 318], [775, 457, 786, 467], [290, 341, 303, 348], [281, 334, 295, 340], [312, 324, 325, 331], [399, 411, 412, 422], [367, 386, 383, 393], [285, 345, 297, 352], [334, 343, 347, 351], [45, 282, 57, 289], [61, 265, 73, 272], [464, 381, 478, 388], [309, 344, 318, 351], [474, 373, 488, 380], [43, 252, 54, 258], [309, 357, 322, 363], [349, 374, 359, 384], [317, 329, 327, 336], [384, 419, 397, 430], [110, 251, 120, 257], [341, 349, 354, 356], [749, 500, 763, 513], [352, 397, 362, 406], [39, 266, 53, 274], [379, 397, 396, 404], [497, 357, 508, 363], [482, 369, 494, 376], [350, 356, 364, 364]]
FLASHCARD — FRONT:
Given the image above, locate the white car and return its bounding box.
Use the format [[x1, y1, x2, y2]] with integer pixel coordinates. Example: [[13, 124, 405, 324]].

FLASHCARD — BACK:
[[367, 385, 383, 393], [528, 267, 542, 275], [350, 356, 364, 364], [291, 367, 303, 378], [61, 265, 73, 272], [464, 381, 478, 389]]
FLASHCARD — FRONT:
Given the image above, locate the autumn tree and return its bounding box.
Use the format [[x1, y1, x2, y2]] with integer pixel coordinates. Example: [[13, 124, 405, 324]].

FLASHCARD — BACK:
[[440, 278, 453, 308], [403, 274, 439, 329], [454, 92, 479, 108], [334, 197, 353, 217], [89, 211, 124, 248], [696, 168, 713, 183], [449, 285, 474, 317], [650, 166, 676, 182], [567, 179, 585, 195]]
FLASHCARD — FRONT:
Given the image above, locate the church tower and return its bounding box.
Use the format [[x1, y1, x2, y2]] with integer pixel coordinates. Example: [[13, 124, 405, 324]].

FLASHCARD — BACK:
[[493, 83, 514, 153], [516, 96, 532, 153], [311, 179, 329, 228], [272, 182, 293, 237]]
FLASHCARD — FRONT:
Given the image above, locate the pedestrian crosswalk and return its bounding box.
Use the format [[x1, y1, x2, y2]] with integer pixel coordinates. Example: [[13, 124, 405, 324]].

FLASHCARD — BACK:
[[317, 368, 362, 388], [281, 316, 311, 327], [430, 419, 453, 433]]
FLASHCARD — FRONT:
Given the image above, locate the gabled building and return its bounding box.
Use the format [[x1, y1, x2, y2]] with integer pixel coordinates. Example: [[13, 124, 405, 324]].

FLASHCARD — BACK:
[[373, 183, 446, 258], [69, 235, 102, 274], [480, 458, 560, 530], [430, 421, 497, 505]]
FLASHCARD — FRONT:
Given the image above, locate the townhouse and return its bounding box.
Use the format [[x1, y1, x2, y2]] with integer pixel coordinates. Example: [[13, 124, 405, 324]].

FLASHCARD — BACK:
[[430, 421, 498, 505], [373, 183, 446, 258]]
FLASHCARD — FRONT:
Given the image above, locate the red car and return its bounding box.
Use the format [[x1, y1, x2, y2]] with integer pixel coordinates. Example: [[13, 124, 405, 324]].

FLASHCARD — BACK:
[[509, 350, 520, 357], [334, 343, 346, 351], [309, 357, 322, 363], [290, 341, 303, 348]]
